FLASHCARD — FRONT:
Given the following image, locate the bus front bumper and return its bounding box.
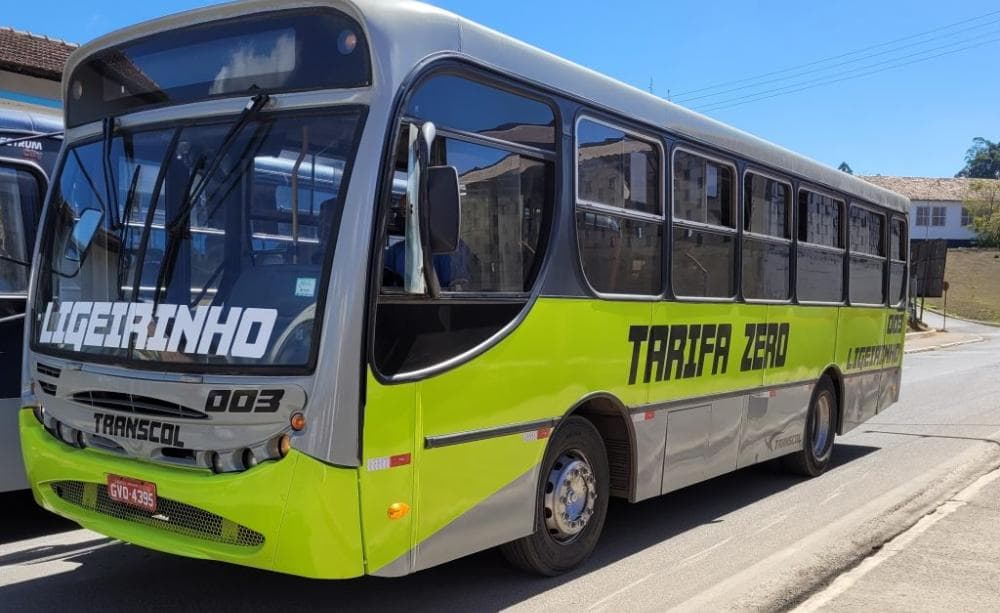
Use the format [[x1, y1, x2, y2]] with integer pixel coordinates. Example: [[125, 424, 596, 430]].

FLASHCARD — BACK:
[[19, 409, 364, 579]]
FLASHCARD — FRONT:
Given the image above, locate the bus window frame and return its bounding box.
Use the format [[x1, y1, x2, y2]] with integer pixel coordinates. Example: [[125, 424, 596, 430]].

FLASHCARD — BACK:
[[573, 113, 666, 301], [795, 185, 847, 306], [0, 157, 47, 299], [889, 214, 908, 309], [740, 166, 794, 305], [367, 60, 564, 383], [847, 201, 889, 308], [669, 143, 739, 303]]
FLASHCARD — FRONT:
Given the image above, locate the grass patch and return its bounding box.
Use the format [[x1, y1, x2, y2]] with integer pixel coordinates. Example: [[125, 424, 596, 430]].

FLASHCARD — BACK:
[[923, 248, 1000, 324]]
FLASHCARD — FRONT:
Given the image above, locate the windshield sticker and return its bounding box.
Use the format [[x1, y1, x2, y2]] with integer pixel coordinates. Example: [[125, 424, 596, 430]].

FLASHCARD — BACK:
[[37, 302, 278, 359], [294, 277, 317, 298]]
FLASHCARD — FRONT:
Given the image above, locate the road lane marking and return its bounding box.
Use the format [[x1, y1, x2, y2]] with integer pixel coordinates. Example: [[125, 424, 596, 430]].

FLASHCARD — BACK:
[[791, 464, 1000, 612], [588, 536, 736, 611]]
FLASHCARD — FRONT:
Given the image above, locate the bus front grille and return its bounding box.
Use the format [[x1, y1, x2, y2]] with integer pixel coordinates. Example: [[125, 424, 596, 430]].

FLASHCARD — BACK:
[[50, 480, 264, 548]]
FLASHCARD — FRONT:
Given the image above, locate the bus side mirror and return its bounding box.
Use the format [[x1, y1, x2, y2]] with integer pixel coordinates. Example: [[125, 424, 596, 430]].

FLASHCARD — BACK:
[[425, 165, 460, 255], [65, 208, 103, 263]]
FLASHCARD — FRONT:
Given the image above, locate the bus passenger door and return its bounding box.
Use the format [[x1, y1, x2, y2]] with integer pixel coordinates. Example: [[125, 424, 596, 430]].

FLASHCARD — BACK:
[[0, 160, 45, 493]]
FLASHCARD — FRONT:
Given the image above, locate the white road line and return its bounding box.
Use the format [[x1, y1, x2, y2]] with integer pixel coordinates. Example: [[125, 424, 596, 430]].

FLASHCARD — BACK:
[[588, 535, 736, 611], [792, 464, 1000, 613], [677, 535, 734, 566], [754, 513, 790, 535], [587, 573, 655, 611]]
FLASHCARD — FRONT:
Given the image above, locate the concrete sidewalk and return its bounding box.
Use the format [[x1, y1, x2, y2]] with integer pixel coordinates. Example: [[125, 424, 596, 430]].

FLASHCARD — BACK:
[[796, 465, 1000, 611], [904, 329, 983, 354]]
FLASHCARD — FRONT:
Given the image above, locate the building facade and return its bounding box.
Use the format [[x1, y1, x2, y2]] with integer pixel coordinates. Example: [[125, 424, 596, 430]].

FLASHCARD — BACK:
[[861, 176, 997, 247], [0, 27, 76, 112]]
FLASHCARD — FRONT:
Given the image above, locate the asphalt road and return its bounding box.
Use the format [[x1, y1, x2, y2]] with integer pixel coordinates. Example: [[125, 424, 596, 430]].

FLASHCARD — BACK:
[[2, 313, 998, 612]]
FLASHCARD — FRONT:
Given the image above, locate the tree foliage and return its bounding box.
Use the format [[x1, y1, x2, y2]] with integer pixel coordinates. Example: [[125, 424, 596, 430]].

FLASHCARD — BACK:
[[956, 137, 1000, 179], [964, 179, 1000, 247], [837, 162, 853, 174]]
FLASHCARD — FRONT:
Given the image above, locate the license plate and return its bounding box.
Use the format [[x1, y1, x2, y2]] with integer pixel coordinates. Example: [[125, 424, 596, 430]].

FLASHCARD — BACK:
[[107, 475, 157, 513]]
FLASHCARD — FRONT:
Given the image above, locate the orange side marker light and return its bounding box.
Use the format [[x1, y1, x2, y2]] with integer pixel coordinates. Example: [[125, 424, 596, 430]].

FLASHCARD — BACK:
[[387, 502, 410, 520]]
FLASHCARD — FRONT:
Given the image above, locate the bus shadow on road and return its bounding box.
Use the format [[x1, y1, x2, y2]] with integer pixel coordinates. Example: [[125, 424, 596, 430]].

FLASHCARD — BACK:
[[0, 443, 879, 611], [0, 491, 80, 545]]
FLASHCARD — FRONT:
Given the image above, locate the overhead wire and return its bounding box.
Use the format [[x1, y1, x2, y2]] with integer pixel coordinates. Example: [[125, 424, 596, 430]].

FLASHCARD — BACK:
[[670, 7, 1000, 100], [673, 15, 1000, 105], [694, 34, 1000, 113]]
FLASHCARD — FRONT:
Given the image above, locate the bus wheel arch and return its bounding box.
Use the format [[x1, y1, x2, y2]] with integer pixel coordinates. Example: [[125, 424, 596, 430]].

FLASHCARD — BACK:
[[821, 366, 845, 435], [560, 393, 635, 500]]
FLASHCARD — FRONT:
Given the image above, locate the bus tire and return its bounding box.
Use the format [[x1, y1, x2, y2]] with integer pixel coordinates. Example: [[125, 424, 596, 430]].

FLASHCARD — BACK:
[[500, 416, 610, 576], [782, 376, 837, 477]]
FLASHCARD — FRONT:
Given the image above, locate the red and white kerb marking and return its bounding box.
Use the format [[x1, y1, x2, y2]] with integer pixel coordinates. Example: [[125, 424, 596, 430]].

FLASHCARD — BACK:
[[367, 453, 412, 471], [632, 410, 656, 423], [522, 427, 551, 442]]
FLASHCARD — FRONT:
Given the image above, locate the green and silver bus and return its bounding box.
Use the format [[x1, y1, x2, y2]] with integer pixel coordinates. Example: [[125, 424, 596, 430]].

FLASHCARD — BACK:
[[21, 0, 909, 578]]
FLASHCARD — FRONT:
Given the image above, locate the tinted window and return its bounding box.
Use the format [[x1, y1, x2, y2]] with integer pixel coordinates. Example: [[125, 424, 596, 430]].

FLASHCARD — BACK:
[[890, 218, 906, 261], [849, 206, 886, 305], [743, 239, 791, 301], [67, 9, 371, 127], [673, 150, 734, 227], [381, 136, 550, 294], [577, 120, 659, 213], [849, 206, 885, 256], [672, 228, 735, 298], [798, 190, 843, 247], [577, 212, 662, 295], [744, 173, 790, 237], [797, 247, 843, 302], [0, 166, 41, 293], [408, 74, 556, 152], [672, 149, 736, 298], [575, 119, 662, 295]]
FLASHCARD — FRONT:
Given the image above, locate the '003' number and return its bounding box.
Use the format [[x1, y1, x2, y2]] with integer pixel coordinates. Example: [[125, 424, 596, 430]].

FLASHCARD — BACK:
[[205, 389, 284, 413]]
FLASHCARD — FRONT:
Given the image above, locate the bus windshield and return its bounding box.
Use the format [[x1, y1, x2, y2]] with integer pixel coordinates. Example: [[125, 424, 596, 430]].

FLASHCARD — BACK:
[[32, 109, 364, 371]]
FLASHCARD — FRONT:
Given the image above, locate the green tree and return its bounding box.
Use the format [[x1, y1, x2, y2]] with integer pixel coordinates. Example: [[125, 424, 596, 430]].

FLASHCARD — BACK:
[[964, 179, 1000, 247], [955, 137, 1000, 179], [837, 162, 853, 174]]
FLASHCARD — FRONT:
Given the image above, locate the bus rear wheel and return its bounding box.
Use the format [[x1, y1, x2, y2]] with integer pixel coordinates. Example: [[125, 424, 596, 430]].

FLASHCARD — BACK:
[[500, 416, 610, 576], [782, 376, 837, 477]]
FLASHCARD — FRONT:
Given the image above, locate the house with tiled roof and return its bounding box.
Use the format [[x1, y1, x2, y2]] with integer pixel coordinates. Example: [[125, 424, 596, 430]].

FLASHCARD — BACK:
[[0, 26, 77, 111], [861, 176, 1000, 246]]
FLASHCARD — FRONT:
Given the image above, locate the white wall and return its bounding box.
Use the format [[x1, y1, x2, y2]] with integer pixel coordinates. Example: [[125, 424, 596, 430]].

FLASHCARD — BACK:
[[909, 199, 977, 242]]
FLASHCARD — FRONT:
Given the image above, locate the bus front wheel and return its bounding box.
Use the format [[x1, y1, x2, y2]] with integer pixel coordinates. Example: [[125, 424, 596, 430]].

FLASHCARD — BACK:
[[500, 416, 610, 576], [782, 376, 837, 477]]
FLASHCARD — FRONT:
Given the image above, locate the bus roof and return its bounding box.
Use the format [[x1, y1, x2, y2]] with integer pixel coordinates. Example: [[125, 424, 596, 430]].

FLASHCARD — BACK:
[[0, 107, 62, 135], [64, 0, 908, 214]]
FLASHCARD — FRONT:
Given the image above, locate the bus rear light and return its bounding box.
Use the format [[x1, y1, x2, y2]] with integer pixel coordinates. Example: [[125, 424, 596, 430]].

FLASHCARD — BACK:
[[290, 413, 306, 432]]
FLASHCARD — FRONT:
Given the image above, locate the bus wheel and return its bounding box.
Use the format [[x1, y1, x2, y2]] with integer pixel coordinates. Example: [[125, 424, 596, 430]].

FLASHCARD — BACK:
[[782, 376, 837, 477], [500, 416, 610, 576]]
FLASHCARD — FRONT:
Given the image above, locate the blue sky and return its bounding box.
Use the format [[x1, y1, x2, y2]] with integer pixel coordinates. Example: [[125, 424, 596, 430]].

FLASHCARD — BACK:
[[8, 1, 999, 177]]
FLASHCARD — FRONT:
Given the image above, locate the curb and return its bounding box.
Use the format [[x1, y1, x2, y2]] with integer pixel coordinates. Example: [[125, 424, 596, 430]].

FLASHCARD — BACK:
[[904, 336, 984, 354]]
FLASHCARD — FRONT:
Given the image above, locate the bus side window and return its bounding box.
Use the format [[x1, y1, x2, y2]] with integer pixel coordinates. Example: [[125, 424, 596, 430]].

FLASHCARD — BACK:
[[742, 172, 792, 301], [848, 204, 887, 305], [671, 149, 736, 299], [374, 71, 556, 376], [797, 190, 845, 303], [575, 118, 662, 296]]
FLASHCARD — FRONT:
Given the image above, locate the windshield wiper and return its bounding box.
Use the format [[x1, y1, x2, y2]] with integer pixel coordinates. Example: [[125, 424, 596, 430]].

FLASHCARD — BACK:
[[115, 165, 142, 299], [152, 93, 270, 308], [102, 117, 120, 227]]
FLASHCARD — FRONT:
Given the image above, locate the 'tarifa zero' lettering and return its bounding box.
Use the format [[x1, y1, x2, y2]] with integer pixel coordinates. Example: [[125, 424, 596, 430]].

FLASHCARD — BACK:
[[627, 321, 792, 385], [37, 301, 277, 359]]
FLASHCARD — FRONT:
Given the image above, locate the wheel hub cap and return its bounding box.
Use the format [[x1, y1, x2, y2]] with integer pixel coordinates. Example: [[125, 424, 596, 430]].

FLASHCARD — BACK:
[[544, 452, 597, 542]]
